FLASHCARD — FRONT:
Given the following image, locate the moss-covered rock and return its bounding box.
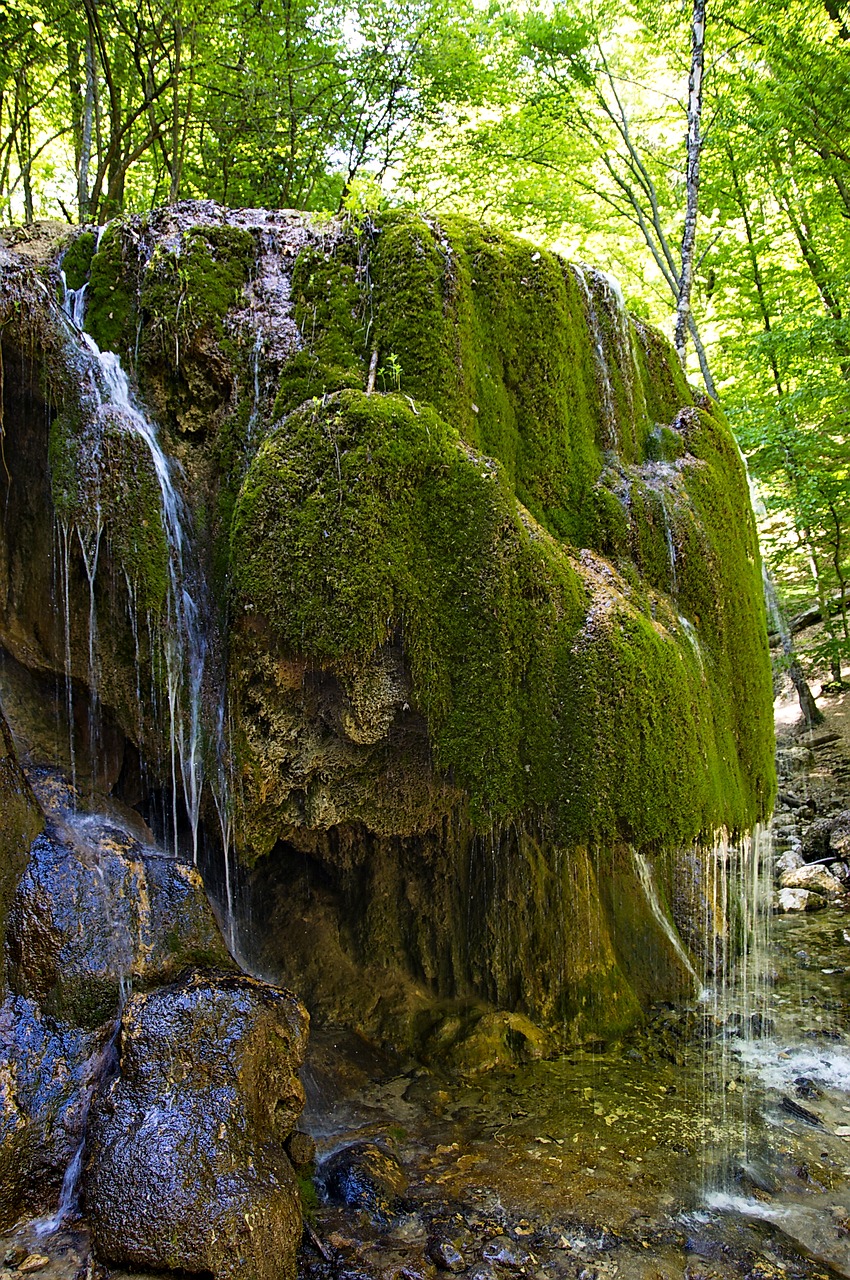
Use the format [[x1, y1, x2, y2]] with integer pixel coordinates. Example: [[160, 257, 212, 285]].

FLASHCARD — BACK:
[[231, 388, 772, 848], [0, 206, 776, 1047], [226, 210, 774, 1042]]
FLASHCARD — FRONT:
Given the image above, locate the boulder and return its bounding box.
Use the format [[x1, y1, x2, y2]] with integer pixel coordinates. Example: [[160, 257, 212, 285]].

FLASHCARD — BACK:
[[7, 821, 232, 1029], [777, 887, 826, 913], [803, 811, 850, 861], [86, 970, 308, 1280], [829, 815, 850, 858], [779, 864, 843, 896], [320, 1141, 408, 1223], [0, 994, 108, 1228]]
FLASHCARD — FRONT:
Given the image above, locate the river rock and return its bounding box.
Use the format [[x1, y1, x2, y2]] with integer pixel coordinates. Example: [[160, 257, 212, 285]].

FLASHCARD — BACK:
[[777, 887, 826, 913], [779, 864, 843, 896], [829, 815, 850, 857], [803, 811, 850, 861], [776, 848, 805, 874], [86, 969, 309, 1280], [320, 1141, 409, 1222], [426, 1237, 467, 1272], [481, 1236, 531, 1269], [6, 824, 232, 1029]]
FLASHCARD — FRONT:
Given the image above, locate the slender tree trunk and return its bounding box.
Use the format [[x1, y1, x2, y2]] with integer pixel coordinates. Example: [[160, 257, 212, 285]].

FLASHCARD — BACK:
[[169, 10, 183, 202], [79, 33, 95, 221], [674, 0, 706, 366]]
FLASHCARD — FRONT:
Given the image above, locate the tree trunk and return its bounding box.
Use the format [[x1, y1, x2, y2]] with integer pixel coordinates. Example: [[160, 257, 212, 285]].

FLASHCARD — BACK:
[[674, 0, 706, 367], [78, 33, 95, 221]]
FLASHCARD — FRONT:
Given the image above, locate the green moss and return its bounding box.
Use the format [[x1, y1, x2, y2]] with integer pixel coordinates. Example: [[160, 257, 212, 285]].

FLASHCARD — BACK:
[[86, 225, 138, 357], [368, 216, 610, 545], [48, 404, 169, 613], [644, 423, 686, 462], [276, 214, 689, 555], [272, 242, 365, 418], [61, 230, 96, 292], [140, 225, 255, 360], [233, 390, 589, 822], [633, 318, 693, 426], [297, 1173, 319, 1222], [231, 388, 773, 840]]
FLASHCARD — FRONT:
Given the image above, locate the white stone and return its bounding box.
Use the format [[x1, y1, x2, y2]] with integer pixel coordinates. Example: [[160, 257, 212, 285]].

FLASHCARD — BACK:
[[777, 887, 826, 913]]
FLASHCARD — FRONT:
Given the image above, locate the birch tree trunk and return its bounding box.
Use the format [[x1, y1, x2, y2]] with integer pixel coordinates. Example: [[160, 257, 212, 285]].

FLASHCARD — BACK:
[[673, 0, 706, 367]]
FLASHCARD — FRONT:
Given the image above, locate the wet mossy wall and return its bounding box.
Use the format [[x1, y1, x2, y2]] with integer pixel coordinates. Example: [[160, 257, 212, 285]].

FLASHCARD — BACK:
[[232, 211, 775, 853], [0, 209, 775, 1045]]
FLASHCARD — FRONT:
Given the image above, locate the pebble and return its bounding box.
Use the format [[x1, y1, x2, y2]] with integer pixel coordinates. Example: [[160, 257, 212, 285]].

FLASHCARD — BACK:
[[426, 1238, 466, 1272], [482, 1236, 531, 1269], [19, 1259, 50, 1276]]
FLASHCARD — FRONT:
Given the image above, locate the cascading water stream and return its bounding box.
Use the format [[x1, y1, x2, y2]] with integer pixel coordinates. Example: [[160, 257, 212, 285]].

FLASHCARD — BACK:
[[632, 849, 706, 997], [58, 275, 210, 863]]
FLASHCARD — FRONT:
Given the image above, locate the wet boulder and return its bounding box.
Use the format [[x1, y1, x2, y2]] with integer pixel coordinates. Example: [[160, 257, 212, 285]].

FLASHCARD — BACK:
[[86, 969, 309, 1280], [777, 887, 826, 913], [779, 863, 843, 897], [6, 821, 232, 1029], [320, 1141, 409, 1223], [0, 994, 108, 1229]]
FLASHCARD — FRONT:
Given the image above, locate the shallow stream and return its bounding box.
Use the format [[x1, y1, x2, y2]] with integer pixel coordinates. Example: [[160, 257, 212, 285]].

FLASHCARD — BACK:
[[298, 909, 850, 1280]]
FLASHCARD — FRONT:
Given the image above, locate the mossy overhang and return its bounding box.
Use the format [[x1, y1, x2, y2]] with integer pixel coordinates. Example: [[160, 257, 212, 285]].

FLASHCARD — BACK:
[[230, 381, 775, 847]]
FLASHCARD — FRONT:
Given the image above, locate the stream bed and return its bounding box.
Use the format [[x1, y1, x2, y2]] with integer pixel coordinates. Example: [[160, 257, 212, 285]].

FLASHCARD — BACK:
[[297, 909, 850, 1280]]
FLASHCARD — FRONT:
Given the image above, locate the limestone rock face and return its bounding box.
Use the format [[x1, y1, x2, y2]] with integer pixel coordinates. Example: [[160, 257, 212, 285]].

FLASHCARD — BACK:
[[86, 970, 309, 1280], [0, 206, 776, 1046], [0, 716, 42, 994]]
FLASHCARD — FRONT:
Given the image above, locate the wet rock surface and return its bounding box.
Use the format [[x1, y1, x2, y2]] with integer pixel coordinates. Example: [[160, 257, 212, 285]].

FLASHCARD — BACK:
[[0, 995, 109, 1228], [320, 1142, 409, 1223], [86, 969, 309, 1280], [6, 784, 232, 1029], [0, 715, 43, 995]]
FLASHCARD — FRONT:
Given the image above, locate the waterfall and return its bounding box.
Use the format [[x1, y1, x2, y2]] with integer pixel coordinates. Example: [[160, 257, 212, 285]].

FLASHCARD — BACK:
[[573, 264, 617, 446], [701, 825, 775, 1191], [659, 491, 679, 594], [573, 264, 647, 450], [58, 274, 209, 863], [632, 849, 706, 996]]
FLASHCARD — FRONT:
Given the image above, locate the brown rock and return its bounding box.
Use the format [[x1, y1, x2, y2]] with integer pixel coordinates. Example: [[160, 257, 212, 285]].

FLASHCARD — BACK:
[[86, 970, 309, 1280], [780, 864, 842, 896]]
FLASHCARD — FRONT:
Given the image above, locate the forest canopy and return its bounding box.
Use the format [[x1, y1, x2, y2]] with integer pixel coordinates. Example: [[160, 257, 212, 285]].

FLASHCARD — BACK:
[[2, 0, 849, 678]]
